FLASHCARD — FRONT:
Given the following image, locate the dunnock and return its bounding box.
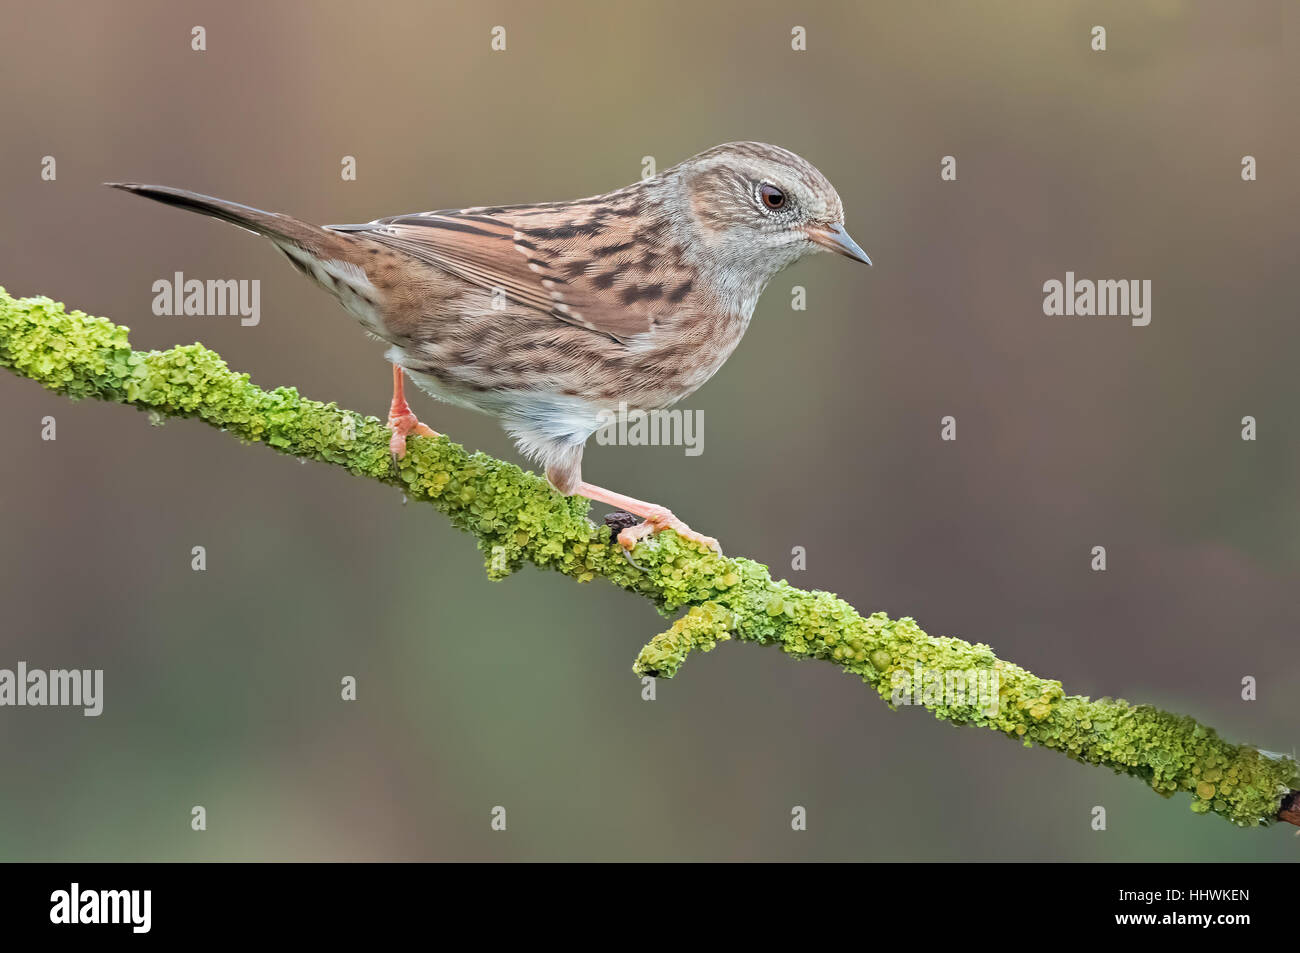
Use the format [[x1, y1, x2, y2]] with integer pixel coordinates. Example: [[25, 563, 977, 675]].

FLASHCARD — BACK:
[[109, 142, 870, 551]]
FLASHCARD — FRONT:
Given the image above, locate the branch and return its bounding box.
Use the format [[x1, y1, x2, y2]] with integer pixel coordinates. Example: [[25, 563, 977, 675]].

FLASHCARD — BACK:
[[3, 286, 1297, 829]]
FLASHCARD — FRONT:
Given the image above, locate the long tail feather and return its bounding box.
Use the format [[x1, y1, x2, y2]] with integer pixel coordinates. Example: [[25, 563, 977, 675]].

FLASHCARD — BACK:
[[104, 182, 335, 251]]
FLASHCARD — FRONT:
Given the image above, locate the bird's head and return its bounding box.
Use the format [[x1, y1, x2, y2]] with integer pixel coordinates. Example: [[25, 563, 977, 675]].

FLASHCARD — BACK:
[[669, 142, 871, 284]]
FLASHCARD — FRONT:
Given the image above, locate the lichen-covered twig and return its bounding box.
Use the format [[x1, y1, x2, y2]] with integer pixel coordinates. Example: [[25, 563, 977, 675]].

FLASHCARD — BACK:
[[2, 286, 1296, 829]]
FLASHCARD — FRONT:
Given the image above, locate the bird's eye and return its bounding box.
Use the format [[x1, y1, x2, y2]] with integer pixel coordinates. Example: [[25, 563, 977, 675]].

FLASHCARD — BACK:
[[759, 184, 786, 210]]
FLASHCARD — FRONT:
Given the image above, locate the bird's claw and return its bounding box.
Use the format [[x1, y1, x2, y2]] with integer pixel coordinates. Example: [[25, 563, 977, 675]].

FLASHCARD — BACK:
[[387, 412, 438, 464], [616, 507, 722, 557]]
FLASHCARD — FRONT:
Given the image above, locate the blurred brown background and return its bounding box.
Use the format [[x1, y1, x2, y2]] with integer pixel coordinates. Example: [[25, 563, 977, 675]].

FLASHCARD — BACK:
[[1, 0, 1296, 860]]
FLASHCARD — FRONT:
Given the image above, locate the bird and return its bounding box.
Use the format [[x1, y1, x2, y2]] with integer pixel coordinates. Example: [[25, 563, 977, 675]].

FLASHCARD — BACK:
[[107, 142, 870, 552]]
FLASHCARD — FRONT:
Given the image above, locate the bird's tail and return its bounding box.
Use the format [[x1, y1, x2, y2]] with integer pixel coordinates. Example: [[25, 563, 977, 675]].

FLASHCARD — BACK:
[[105, 183, 342, 255]]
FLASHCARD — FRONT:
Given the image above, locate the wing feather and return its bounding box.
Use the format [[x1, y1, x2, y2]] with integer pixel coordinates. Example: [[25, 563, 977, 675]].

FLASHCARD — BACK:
[[328, 201, 682, 343]]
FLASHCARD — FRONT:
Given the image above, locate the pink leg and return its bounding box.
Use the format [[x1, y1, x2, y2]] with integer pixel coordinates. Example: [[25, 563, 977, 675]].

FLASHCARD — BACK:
[[575, 481, 721, 554], [387, 365, 438, 458]]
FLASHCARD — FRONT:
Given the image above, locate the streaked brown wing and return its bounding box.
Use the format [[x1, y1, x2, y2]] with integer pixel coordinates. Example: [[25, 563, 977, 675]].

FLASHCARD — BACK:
[[328, 202, 690, 343]]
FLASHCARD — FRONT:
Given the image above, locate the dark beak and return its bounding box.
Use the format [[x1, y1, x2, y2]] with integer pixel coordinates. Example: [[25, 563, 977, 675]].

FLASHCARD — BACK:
[[807, 222, 872, 265]]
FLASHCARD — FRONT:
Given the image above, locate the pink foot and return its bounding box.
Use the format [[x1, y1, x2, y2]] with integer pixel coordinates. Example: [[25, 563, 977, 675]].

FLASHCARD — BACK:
[[387, 412, 438, 459], [387, 364, 438, 460], [616, 505, 722, 555]]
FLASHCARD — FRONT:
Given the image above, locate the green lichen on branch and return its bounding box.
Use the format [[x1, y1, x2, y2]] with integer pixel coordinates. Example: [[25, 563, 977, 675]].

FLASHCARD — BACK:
[[2, 286, 1296, 829]]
